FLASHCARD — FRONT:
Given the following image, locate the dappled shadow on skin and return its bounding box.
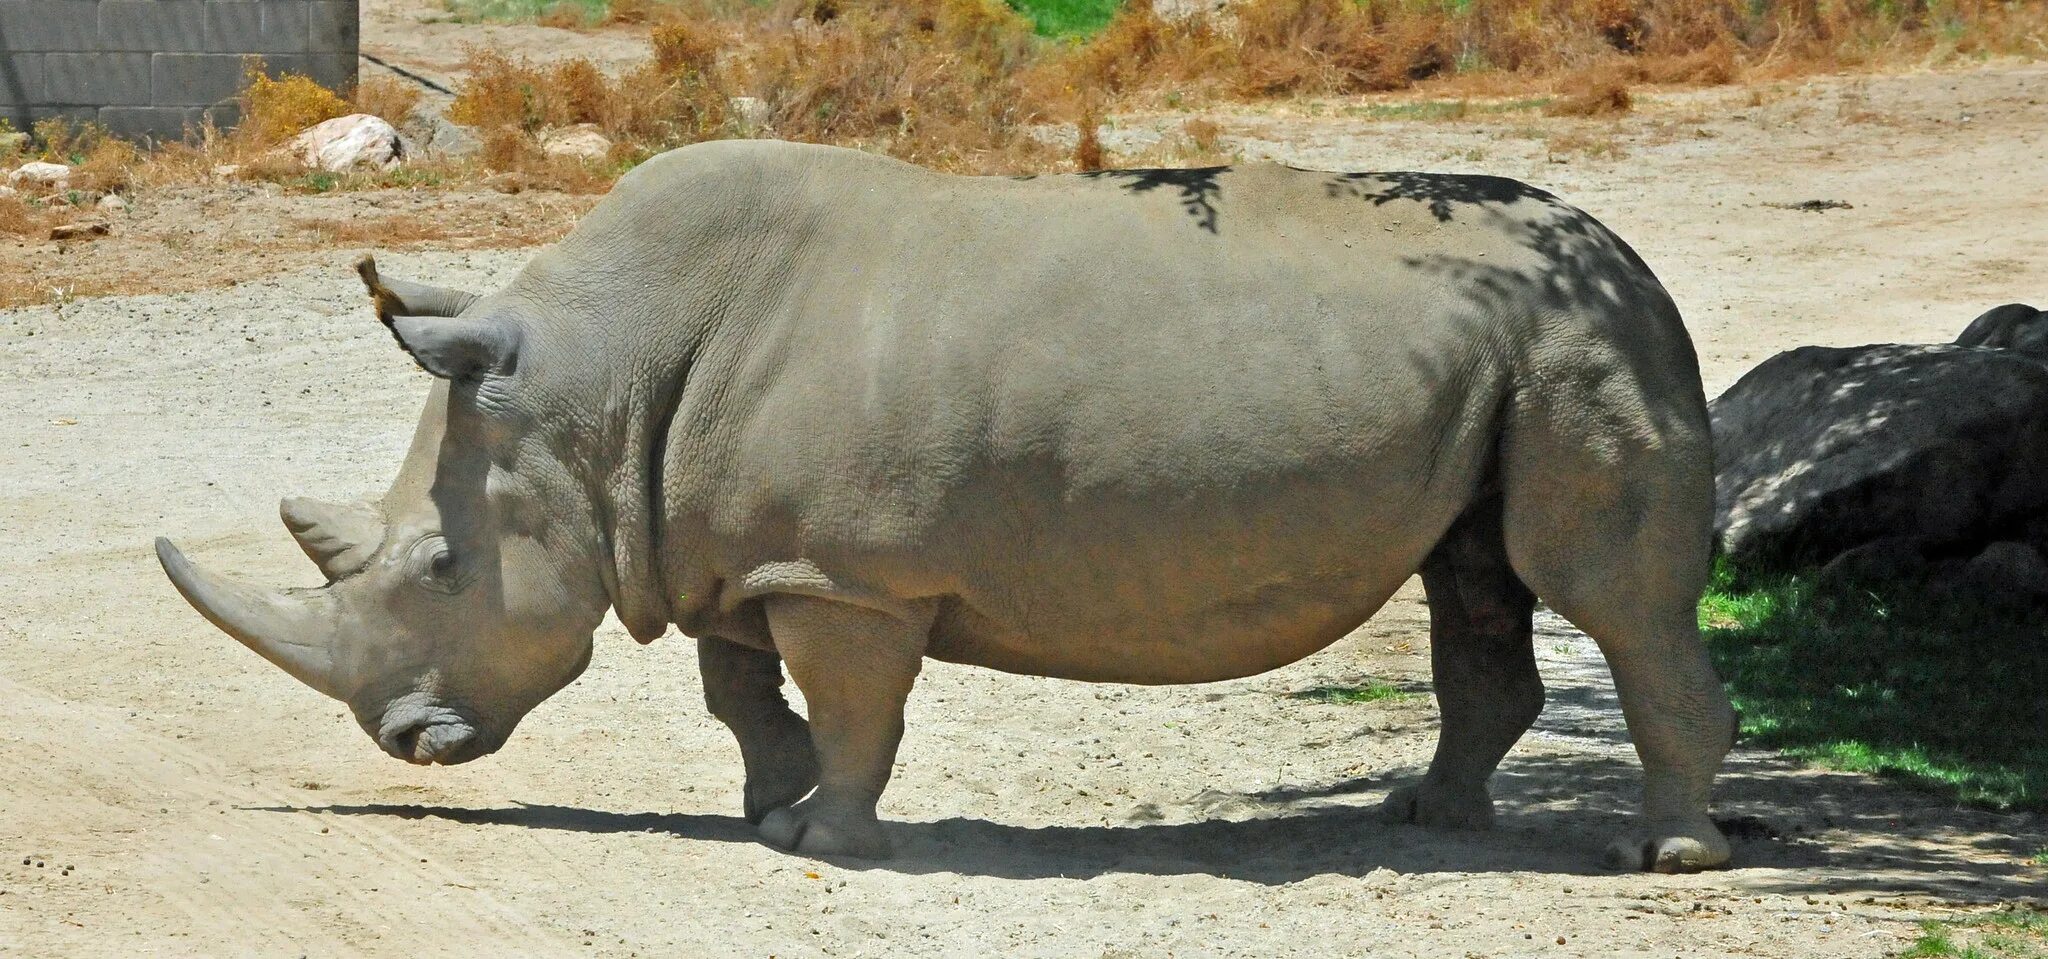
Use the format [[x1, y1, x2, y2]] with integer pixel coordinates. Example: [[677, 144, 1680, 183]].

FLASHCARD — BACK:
[[1080, 167, 1226, 234], [1318, 171, 1565, 224]]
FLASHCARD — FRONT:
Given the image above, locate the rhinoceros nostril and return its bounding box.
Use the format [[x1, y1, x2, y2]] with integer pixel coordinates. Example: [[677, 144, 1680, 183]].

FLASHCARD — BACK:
[[382, 722, 427, 763]]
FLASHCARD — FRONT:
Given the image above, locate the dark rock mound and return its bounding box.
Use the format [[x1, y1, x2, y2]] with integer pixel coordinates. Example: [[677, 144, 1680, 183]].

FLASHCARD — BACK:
[[1953, 303, 2047, 357], [1711, 342, 2048, 570]]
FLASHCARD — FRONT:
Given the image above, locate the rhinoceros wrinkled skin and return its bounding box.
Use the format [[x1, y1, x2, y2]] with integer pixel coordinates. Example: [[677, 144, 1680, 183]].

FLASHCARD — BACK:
[[157, 140, 1736, 872]]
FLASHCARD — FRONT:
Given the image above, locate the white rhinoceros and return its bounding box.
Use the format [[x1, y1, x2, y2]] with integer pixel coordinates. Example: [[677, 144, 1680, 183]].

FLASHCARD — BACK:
[[158, 140, 1735, 871]]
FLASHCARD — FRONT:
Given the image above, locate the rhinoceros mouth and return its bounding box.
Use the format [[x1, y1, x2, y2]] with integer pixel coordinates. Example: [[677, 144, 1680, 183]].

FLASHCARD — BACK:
[[369, 701, 494, 766]]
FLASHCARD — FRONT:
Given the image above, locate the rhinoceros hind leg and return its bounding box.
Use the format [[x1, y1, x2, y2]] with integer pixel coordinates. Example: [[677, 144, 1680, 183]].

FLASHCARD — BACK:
[[1498, 377, 1734, 873], [697, 636, 820, 824], [1381, 496, 1541, 831], [756, 593, 931, 859]]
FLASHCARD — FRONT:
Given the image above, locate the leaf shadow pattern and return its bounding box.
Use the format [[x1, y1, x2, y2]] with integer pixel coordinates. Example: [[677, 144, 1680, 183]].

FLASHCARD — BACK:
[[1081, 167, 1226, 234], [1319, 170, 1569, 225]]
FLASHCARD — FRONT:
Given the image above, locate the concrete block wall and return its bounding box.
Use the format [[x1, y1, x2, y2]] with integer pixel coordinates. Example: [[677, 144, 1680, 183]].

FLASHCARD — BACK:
[[0, 0, 358, 141]]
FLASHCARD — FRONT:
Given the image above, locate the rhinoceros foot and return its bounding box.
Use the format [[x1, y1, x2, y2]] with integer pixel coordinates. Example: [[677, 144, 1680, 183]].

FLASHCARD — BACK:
[[1378, 780, 1495, 830], [742, 716, 820, 825], [1603, 817, 1732, 873], [757, 790, 890, 859]]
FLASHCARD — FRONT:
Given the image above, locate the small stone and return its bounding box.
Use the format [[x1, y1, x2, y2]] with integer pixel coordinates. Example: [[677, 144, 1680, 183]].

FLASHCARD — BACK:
[[541, 124, 613, 161], [50, 220, 110, 241], [729, 96, 770, 129], [288, 114, 404, 172], [8, 161, 70, 188]]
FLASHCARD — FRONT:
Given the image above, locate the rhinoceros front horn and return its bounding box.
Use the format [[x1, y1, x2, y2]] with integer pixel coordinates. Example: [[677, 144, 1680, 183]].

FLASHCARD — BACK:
[[155, 537, 346, 699]]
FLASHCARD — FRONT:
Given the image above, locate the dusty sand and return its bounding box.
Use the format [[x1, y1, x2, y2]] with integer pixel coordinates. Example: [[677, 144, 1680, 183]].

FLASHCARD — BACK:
[[3, 59, 2046, 958]]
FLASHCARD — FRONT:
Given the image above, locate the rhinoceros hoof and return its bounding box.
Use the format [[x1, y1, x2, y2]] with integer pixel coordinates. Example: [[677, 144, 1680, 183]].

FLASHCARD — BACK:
[[742, 733, 820, 825], [1379, 781, 1495, 830], [757, 797, 891, 860], [1603, 821, 1732, 873]]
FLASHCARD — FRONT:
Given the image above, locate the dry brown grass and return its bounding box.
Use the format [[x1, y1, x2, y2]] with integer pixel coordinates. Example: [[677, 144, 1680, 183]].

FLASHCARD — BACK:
[[1547, 63, 1636, 116], [240, 65, 351, 145], [0, 195, 57, 237], [1027, 0, 2048, 111], [0, 0, 2039, 254], [292, 214, 461, 245], [1073, 111, 1105, 170], [351, 76, 424, 126], [448, 0, 1059, 174]]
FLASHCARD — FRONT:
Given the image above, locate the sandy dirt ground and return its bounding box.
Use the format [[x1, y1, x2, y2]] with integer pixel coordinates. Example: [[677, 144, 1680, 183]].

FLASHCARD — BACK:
[[3, 51, 2047, 958]]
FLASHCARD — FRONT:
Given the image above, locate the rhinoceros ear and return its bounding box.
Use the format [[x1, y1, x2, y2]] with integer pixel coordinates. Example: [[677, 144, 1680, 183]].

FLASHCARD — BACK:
[[356, 255, 478, 319], [388, 314, 522, 382]]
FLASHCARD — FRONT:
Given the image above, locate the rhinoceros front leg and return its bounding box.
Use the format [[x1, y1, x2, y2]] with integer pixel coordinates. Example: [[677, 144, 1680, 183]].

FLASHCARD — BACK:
[[1382, 499, 1543, 830], [698, 636, 819, 824], [753, 593, 929, 859]]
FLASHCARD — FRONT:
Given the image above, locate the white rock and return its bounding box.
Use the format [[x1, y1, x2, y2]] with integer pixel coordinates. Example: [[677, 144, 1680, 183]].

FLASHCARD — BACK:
[[540, 124, 612, 161], [0, 184, 17, 200], [729, 96, 770, 129], [96, 193, 129, 213], [288, 114, 403, 172], [9, 161, 71, 188], [212, 163, 242, 178]]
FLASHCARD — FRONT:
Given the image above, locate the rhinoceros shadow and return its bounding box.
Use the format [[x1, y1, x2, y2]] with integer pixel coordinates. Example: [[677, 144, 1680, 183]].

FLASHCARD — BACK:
[[270, 748, 2039, 897]]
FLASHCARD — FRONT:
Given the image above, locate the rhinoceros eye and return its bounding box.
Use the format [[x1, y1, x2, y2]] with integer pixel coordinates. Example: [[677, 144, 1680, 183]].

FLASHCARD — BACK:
[[409, 536, 470, 595]]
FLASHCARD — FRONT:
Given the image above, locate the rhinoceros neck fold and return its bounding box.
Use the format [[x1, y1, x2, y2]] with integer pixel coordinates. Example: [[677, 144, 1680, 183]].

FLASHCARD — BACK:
[[502, 146, 831, 643]]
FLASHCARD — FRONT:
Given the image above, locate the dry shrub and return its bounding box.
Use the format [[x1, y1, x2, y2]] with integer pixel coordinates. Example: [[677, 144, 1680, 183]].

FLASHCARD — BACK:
[[1232, 0, 1449, 97], [1029, 0, 1228, 111], [729, 0, 1045, 169], [1635, 38, 1739, 84], [1547, 127, 1629, 159], [0, 121, 23, 167], [68, 138, 142, 195], [352, 75, 424, 125], [1547, 63, 1635, 116], [294, 214, 459, 245], [448, 47, 544, 131], [1027, 0, 2046, 111], [0, 195, 53, 237], [233, 149, 317, 184], [240, 64, 350, 145], [450, 17, 727, 143], [650, 18, 720, 75], [1073, 111, 1104, 171], [31, 117, 106, 162]]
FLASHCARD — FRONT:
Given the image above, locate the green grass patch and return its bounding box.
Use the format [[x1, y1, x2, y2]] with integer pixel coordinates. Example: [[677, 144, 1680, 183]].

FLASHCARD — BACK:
[[1290, 681, 1417, 705], [1700, 559, 2048, 810], [1007, 0, 1121, 36], [1902, 909, 2048, 959]]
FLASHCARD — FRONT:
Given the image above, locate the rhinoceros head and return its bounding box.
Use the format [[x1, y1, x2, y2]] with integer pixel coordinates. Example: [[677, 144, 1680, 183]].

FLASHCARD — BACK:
[[155, 257, 612, 766]]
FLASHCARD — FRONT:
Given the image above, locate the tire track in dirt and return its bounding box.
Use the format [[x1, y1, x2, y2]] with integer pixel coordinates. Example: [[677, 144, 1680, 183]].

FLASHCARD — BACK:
[[0, 672, 569, 956]]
